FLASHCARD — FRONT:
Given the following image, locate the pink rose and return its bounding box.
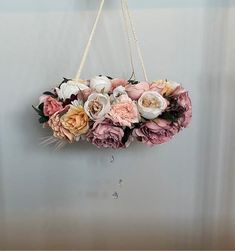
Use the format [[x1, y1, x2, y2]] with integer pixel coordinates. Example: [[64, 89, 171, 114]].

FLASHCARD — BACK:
[[125, 82, 150, 100], [43, 96, 63, 116], [133, 119, 176, 146], [87, 119, 128, 149], [111, 78, 128, 92], [171, 86, 192, 128], [107, 99, 140, 127]]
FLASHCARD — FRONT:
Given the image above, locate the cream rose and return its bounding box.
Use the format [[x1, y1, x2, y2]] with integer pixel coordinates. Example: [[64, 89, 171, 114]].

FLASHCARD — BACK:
[[90, 76, 111, 93], [56, 80, 89, 100], [138, 91, 167, 119], [84, 93, 111, 121]]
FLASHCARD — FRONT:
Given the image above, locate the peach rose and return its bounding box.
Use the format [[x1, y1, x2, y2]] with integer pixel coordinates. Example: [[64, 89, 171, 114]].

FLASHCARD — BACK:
[[48, 109, 74, 142], [111, 78, 128, 92], [125, 82, 150, 100], [150, 80, 179, 96], [60, 105, 89, 136], [43, 96, 63, 116]]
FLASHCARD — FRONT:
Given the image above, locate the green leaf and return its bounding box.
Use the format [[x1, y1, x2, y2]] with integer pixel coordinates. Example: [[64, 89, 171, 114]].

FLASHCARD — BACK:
[[106, 75, 113, 80], [43, 91, 57, 98], [59, 77, 71, 88], [122, 127, 133, 145], [128, 80, 139, 85], [38, 103, 44, 111], [32, 105, 44, 117], [159, 111, 178, 122], [39, 116, 49, 124]]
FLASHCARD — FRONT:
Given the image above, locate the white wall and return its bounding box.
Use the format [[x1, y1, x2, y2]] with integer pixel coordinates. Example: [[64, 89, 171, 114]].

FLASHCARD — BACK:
[[0, 0, 235, 249]]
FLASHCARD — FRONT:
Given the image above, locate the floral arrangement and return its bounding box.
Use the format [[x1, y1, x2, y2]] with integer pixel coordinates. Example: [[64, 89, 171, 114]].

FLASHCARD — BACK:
[[33, 76, 192, 149]]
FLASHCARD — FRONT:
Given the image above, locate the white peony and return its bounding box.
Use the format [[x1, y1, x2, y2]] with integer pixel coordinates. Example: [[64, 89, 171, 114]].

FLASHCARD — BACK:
[[56, 80, 89, 100], [90, 76, 111, 93], [138, 91, 168, 119], [84, 93, 111, 121]]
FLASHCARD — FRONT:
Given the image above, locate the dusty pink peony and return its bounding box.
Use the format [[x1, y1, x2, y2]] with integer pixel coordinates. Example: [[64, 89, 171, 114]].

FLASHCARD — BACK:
[[125, 82, 150, 100], [81, 88, 92, 101], [73, 87, 92, 103], [107, 99, 139, 127], [111, 78, 128, 92], [132, 119, 177, 146], [171, 86, 192, 128], [43, 96, 63, 116], [86, 119, 128, 149]]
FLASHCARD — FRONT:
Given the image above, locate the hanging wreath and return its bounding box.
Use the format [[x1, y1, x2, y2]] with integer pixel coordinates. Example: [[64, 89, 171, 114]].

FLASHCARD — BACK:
[[33, 0, 192, 149], [33, 76, 192, 148]]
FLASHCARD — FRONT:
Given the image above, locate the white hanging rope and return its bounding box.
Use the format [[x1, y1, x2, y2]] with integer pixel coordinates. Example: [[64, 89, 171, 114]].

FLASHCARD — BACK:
[[121, 0, 136, 80], [75, 0, 148, 82], [75, 0, 105, 81], [122, 0, 149, 82]]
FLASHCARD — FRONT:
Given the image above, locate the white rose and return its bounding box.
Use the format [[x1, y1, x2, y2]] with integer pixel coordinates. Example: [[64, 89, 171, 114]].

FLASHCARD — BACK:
[[56, 80, 89, 100], [90, 76, 111, 93], [84, 93, 111, 121], [138, 91, 168, 119]]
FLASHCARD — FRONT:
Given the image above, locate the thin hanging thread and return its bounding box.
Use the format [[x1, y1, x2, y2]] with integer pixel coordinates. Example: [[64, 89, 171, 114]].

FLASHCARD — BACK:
[[123, 0, 149, 82], [75, 0, 105, 81], [121, 0, 136, 80]]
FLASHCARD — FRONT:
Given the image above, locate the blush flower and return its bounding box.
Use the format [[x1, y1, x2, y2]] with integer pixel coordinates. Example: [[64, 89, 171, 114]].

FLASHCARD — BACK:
[[43, 96, 63, 116], [107, 95, 139, 127], [48, 108, 74, 142], [86, 119, 128, 149], [125, 82, 150, 100], [133, 118, 176, 146]]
